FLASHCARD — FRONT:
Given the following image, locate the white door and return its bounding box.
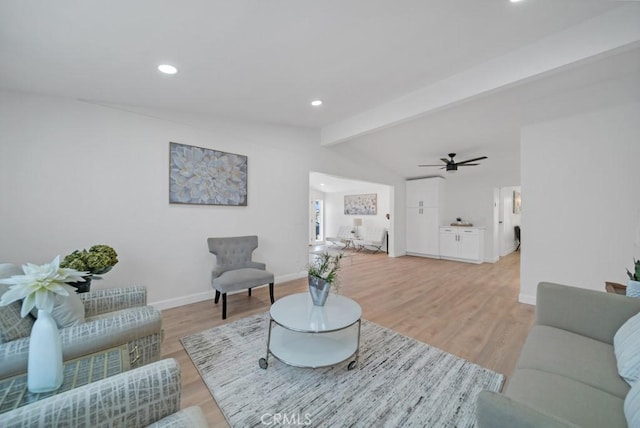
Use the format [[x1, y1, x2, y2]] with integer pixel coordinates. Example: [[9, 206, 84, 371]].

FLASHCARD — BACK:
[[439, 229, 458, 258], [406, 180, 422, 208], [459, 230, 480, 260], [422, 207, 440, 256], [406, 207, 422, 253]]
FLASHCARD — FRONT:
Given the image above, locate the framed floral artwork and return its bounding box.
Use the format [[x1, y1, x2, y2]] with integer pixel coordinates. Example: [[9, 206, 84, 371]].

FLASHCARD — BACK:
[[169, 142, 247, 206], [344, 193, 377, 215]]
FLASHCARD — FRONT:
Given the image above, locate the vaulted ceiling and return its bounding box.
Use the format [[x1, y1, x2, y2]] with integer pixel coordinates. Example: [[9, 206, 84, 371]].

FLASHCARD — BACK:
[[2, 1, 639, 181]]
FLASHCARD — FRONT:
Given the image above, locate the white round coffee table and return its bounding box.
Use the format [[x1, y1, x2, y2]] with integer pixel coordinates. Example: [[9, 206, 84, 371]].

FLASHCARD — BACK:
[[259, 292, 362, 370]]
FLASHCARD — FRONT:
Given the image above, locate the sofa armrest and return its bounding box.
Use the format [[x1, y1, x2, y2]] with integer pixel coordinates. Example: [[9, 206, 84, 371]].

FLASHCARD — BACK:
[[536, 282, 640, 344], [0, 359, 182, 428], [476, 391, 579, 428], [79, 285, 147, 316], [148, 406, 209, 427], [0, 306, 162, 378]]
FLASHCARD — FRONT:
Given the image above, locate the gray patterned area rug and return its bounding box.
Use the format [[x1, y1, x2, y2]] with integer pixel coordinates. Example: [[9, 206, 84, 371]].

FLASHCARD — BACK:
[[181, 312, 504, 428]]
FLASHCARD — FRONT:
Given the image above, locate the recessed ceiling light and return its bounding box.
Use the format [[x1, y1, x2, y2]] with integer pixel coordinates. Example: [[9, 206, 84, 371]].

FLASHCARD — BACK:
[[510, 0, 523, 2], [311, 100, 323, 107], [320, 183, 325, 186], [158, 64, 178, 75]]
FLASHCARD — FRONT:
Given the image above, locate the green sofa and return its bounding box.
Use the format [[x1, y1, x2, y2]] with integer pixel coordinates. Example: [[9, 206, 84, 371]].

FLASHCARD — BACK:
[[477, 282, 640, 428]]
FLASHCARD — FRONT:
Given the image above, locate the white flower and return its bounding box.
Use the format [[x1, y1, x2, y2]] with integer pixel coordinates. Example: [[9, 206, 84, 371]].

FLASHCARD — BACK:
[[0, 256, 89, 317]]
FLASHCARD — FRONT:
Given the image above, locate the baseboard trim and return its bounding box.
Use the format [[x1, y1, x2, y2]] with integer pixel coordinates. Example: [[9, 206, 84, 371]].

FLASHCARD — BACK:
[[518, 293, 536, 306], [151, 290, 215, 311], [277, 271, 308, 283], [500, 244, 517, 258], [405, 252, 440, 259], [150, 271, 309, 310]]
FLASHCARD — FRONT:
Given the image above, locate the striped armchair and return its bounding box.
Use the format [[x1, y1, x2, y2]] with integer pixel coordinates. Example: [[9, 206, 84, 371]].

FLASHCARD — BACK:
[[0, 282, 163, 379], [0, 358, 208, 427]]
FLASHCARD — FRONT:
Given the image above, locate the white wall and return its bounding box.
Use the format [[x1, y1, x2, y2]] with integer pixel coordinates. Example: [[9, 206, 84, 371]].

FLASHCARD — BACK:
[[441, 169, 520, 263], [520, 101, 640, 304], [325, 184, 391, 242], [0, 91, 404, 308]]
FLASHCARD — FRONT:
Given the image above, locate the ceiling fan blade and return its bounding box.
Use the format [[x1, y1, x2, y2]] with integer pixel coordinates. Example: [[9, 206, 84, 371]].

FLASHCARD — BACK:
[[440, 158, 451, 164], [457, 163, 479, 166], [456, 156, 488, 165], [418, 164, 444, 167]]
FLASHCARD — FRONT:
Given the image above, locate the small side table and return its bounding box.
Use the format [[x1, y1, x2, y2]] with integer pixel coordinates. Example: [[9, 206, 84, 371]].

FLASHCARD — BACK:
[[0, 345, 130, 414]]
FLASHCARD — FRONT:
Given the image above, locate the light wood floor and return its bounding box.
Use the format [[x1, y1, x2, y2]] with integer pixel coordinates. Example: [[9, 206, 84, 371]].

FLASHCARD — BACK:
[[161, 251, 534, 427]]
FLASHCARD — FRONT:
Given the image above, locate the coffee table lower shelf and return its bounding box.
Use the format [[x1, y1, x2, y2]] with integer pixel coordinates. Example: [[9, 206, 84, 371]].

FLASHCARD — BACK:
[[259, 319, 361, 370]]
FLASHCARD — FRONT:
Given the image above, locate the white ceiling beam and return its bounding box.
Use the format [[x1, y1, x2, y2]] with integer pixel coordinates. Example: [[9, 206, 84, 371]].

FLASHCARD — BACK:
[[321, 4, 640, 146]]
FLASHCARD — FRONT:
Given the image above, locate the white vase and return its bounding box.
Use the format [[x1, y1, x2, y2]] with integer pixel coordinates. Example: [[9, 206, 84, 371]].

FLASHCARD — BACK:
[[628, 280, 640, 298], [28, 309, 63, 393]]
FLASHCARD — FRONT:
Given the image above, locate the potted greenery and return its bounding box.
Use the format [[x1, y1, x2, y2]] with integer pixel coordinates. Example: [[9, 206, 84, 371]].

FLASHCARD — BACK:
[[627, 258, 640, 298], [60, 245, 118, 293], [307, 252, 343, 306]]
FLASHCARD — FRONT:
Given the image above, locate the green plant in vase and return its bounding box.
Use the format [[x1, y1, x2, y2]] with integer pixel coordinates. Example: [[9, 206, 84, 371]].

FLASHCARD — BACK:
[[307, 252, 343, 306], [627, 258, 640, 281], [60, 244, 118, 292], [626, 258, 640, 298]]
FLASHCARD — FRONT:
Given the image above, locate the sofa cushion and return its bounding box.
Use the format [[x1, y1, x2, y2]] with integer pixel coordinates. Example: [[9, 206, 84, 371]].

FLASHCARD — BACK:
[[614, 311, 640, 386], [0, 264, 35, 343], [31, 292, 86, 329], [516, 325, 630, 399], [506, 368, 627, 428], [625, 380, 640, 427], [0, 289, 35, 343]]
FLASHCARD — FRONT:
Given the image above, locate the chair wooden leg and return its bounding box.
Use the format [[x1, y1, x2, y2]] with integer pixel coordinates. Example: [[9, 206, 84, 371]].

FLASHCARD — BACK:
[[269, 283, 275, 304], [248, 288, 252, 297], [214, 290, 220, 304], [222, 293, 227, 320]]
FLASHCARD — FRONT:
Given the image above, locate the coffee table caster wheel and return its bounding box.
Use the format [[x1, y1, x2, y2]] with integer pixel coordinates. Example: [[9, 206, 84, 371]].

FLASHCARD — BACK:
[[259, 358, 268, 369], [347, 360, 357, 370]]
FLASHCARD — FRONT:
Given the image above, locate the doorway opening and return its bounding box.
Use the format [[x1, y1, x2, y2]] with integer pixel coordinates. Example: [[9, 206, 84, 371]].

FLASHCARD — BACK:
[[309, 171, 394, 255], [496, 186, 522, 258], [314, 199, 324, 242]]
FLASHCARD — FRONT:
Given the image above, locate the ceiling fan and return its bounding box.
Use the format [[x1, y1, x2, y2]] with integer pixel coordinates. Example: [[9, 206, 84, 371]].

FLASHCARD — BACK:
[[419, 153, 488, 172]]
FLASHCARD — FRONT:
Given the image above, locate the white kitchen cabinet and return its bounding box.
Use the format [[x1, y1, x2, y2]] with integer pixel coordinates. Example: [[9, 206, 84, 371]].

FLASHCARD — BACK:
[[406, 178, 444, 258], [439, 227, 485, 264], [406, 177, 441, 208], [439, 228, 458, 258]]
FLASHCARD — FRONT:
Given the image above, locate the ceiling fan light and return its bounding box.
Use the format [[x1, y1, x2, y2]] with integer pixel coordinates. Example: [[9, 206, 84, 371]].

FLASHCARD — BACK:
[[446, 164, 458, 172]]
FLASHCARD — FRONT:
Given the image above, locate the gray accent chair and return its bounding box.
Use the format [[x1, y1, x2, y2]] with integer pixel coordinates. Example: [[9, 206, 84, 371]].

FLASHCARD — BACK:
[[477, 282, 640, 428], [0, 358, 208, 427], [0, 264, 163, 379], [207, 236, 275, 319]]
